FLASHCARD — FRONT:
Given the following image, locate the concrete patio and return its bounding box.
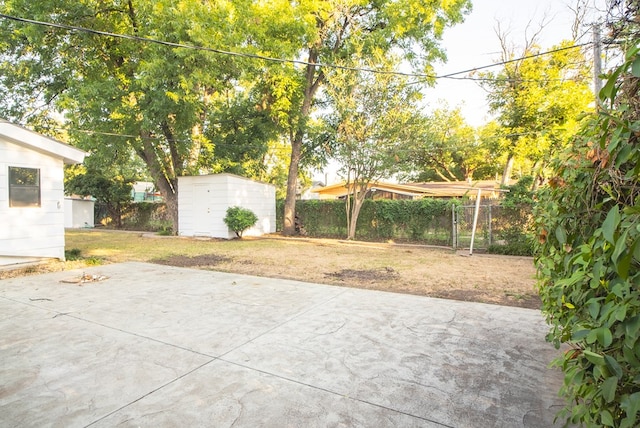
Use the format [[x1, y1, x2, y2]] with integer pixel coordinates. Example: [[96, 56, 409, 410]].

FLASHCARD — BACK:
[[0, 262, 566, 427]]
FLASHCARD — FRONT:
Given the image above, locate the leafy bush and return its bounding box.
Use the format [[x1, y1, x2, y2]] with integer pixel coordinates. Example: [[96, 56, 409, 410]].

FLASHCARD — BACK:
[[65, 169, 133, 228], [487, 241, 533, 256], [535, 46, 640, 427], [289, 198, 456, 244], [487, 176, 535, 256], [223, 206, 258, 238], [65, 248, 82, 261]]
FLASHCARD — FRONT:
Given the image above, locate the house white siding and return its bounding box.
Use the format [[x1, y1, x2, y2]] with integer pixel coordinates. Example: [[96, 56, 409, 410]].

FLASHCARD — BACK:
[[0, 140, 66, 259], [178, 174, 276, 239]]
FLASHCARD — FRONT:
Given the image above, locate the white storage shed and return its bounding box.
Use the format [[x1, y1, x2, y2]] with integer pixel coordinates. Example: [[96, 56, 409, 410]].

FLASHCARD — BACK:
[[64, 198, 95, 228], [178, 174, 276, 239], [0, 120, 86, 260]]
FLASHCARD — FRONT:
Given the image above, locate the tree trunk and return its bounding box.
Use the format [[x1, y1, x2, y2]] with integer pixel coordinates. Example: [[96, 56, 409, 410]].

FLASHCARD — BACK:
[[282, 132, 303, 235], [136, 133, 179, 234], [346, 183, 367, 240], [156, 177, 178, 235], [282, 49, 323, 235], [501, 154, 515, 186]]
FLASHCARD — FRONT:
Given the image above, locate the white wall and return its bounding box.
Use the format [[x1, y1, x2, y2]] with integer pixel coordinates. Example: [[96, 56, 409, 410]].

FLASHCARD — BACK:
[[178, 174, 276, 239], [64, 198, 95, 228], [0, 139, 67, 259]]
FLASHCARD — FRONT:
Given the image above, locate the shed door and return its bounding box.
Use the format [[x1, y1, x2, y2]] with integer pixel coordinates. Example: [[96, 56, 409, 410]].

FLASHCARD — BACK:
[[193, 183, 211, 235]]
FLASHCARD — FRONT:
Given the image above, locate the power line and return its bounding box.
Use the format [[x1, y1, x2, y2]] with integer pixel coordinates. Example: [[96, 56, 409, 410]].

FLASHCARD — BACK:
[[438, 42, 592, 78], [0, 13, 591, 81], [0, 13, 433, 79]]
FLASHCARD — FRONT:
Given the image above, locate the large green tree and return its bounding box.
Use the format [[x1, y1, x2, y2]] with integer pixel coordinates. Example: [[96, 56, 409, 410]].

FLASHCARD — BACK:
[[482, 34, 593, 185], [0, 0, 299, 232], [324, 57, 423, 239], [277, 0, 472, 235], [403, 107, 502, 182]]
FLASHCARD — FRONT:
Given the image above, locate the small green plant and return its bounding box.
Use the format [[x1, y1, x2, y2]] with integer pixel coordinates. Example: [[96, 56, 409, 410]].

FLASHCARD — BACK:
[[65, 248, 83, 261], [223, 206, 258, 238], [84, 256, 103, 266], [156, 224, 173, 236]]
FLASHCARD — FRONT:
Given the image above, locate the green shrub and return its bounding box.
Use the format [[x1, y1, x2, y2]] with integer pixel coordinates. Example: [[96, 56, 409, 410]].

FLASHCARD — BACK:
[[487, 240, 533, 256], [289, 198, 456, 244], [223, 206, 258, 238], [535, 46, 640, 427], [65, 248, 82, 261]]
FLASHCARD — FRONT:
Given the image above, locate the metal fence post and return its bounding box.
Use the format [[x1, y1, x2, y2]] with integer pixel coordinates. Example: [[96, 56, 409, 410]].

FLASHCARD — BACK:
[[452, 205, 457, 250]]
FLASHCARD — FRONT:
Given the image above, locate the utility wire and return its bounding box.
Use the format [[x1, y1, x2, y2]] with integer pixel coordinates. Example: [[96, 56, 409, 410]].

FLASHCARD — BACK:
[[0, 13, 432, 79], [0, 12, 591, 81], [439, 42, 592, 78]]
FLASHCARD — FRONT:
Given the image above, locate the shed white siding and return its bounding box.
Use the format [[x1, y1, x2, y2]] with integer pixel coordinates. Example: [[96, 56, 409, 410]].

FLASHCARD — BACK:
[[178, 174, 276, 239], [0, 141, 66, 259], [64, 198, 95, 228]]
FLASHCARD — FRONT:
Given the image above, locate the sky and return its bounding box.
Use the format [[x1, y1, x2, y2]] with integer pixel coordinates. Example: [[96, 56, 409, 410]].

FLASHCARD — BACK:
[[423, 0, 601, 127], [315, 0, 607, 184]]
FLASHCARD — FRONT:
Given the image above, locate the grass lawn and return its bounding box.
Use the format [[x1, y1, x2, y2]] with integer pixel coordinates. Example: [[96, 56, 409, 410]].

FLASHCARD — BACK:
[[2, 229, 541, 309]]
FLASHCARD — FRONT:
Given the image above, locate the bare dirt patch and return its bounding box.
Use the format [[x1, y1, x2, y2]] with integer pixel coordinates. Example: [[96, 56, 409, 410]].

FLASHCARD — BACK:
[[325, 267, 400, 283], [151, 254, 231, 267]]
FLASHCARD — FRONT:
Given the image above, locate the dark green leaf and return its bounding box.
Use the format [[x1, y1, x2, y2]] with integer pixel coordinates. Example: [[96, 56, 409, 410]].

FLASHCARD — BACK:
[[617, 252, 633, 280], [598, 327, 613, 348], [555, 226, 567, 245], [583, 349, 605, 365], [572, 329, 590, 341], [621, 392, 640, 422], [589, 301, 601, 319], [626, 316, 640, 340], [623, 344, 640, 367], [632, 56, 640, 77], [605, 355, 623, 378], [601, 409, 614, 426], [615, 143, 634, 167], [602, 376, 618, 403], [602, 206, 620, 244]]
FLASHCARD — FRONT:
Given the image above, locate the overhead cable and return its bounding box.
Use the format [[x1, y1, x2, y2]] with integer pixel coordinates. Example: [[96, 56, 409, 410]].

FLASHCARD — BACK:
[[0, 13, 591, 81]]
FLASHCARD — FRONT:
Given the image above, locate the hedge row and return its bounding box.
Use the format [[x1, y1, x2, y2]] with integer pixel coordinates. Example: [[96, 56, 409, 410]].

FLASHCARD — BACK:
[[278, 198, 457, 245]]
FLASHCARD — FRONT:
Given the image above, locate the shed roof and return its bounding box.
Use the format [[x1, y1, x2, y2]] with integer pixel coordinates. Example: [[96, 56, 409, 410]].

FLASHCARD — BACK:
[[0, 119, 86, 164]]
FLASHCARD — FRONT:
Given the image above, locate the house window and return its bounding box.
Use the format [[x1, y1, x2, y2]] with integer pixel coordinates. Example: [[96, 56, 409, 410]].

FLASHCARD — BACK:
[[9, 166, 41, 207]]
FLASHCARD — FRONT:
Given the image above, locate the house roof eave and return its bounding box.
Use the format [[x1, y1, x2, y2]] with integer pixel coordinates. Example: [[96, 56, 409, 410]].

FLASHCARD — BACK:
[[0, 119, 86, 164]]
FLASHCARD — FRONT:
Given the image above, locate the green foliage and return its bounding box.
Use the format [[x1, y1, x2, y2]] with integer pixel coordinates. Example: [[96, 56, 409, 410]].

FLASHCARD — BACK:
[[223, 206, 259, 238], [323, 57, 426, 239], [486, 241, 533, 256], [63, 248, 103, 265], [289, 199, 456, 245], [488, 176, 535, 256], [403, 107, 502, 182], [482, 37, 593, 182], [64, 248, 82, 261], [65, 169, 133, 228], [278, 0, 472, 235], [534, 45, 640, 427]]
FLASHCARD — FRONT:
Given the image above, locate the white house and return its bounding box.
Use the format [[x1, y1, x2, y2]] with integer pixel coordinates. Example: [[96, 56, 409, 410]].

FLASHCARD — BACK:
[[178, 174, 276, 239], [0, 120, 86, 260]]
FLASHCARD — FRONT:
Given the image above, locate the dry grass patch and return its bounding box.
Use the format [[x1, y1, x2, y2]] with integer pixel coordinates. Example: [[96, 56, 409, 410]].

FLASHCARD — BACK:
[[2, 230, 540, 309]]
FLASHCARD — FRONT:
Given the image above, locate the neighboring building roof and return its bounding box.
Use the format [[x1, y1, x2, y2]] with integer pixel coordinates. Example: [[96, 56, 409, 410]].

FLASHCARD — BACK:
[[311, 180, 507, 199], [409, 180, 508, 198], [0, 119, 86, 164]]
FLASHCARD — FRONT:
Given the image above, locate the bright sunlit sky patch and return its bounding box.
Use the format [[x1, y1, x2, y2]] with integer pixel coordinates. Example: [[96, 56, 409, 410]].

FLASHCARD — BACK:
[[423, 0, 603, 127]]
